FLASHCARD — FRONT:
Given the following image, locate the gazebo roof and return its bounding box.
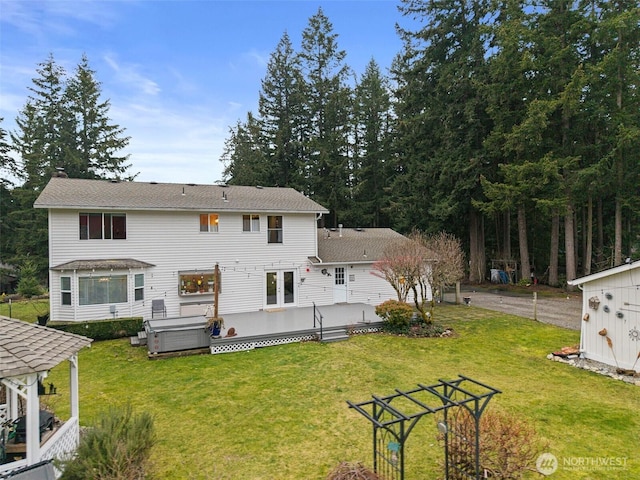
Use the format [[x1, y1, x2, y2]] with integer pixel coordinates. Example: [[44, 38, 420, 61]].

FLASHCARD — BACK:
[[0, 317, 92, 378]]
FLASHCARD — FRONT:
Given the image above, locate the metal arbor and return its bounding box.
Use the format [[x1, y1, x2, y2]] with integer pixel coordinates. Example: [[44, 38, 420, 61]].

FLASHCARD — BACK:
[[347, 375, 501, 480]]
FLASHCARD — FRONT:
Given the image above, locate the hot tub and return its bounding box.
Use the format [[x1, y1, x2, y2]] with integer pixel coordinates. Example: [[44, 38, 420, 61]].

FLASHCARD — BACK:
[[145, 315, 210, 354]]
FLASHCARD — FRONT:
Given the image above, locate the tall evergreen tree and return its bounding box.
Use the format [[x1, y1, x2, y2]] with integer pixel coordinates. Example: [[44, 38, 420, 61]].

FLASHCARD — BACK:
[[298, 7, 353, 227], [394, 0, 494, 282], [351, 59, 393, 227], [592, 0, 640, 265], [220, 113, 269, 185], [65, 54, 133, 180], [11, 54, 68, 190], [258, 33, 306, 190]]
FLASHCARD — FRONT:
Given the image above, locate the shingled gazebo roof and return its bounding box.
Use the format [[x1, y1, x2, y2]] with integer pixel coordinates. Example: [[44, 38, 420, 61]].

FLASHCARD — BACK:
[[0, 317, 92, 378]]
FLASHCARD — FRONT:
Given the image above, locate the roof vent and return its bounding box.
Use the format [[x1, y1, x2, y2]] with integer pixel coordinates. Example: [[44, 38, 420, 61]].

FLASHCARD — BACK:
[[110, 179, 119, 183], [52, 167, 68, 178], [149, 181, 158, 185], [187, 183, 197, 186], [355, 227, 364, 232], [256, 185, 263, 189]]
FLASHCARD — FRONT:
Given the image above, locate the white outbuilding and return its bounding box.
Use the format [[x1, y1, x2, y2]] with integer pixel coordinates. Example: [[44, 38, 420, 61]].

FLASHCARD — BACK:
[[568, 262, 640, 371]]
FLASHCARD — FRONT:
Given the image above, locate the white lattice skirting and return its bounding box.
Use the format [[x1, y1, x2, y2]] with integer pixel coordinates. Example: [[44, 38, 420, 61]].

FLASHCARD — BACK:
[[211, 333, 318, 354]]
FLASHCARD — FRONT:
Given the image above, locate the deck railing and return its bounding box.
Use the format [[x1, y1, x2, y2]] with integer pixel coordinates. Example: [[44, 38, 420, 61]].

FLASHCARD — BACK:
[[313, 302, 323, 341]]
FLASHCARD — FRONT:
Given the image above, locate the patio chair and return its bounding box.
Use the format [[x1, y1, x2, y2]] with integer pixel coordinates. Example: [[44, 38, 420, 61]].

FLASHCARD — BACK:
[[151, 299, 166, 318]]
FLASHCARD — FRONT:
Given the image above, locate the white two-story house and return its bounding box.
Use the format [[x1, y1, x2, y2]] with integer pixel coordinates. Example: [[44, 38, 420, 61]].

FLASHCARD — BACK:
[[34, 177, 404, 323]]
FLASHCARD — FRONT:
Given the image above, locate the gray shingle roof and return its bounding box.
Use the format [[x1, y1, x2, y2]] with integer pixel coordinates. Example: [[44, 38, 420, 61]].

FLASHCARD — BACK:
[[317, 228, 408, 264], [0, 317, 92, 378], [34, 178, 328, 213]]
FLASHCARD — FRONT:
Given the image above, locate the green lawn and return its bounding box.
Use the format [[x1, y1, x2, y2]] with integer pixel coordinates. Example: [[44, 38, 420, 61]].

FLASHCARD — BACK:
[[42, 304, 639, 479], [0, 298, 49, 323]]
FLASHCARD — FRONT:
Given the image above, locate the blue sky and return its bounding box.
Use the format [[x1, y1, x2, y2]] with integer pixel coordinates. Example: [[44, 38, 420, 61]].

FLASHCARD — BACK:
[[1, 0, 406, 184]]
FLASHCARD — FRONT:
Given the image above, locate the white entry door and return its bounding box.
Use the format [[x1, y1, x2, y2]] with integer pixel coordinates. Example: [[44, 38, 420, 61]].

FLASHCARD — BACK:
[[333, 267, 347, 303], [265, 270, 296, 308]]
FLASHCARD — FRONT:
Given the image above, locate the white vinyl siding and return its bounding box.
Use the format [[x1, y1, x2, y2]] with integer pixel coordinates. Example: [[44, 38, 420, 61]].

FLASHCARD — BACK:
[[47, 209, 321, 320]]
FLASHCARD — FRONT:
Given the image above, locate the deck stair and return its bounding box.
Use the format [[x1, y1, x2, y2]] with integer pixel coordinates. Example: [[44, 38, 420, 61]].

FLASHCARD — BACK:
[[319, 327, 350, 343], [130, 330, 147, 347]]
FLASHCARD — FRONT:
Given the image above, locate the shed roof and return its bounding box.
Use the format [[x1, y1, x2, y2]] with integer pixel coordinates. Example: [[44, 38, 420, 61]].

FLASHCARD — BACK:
[[0, 317, 92, 378], [316, 228, 407, 264], [34, 177, 329, 214], [567, 261, 640, 286]]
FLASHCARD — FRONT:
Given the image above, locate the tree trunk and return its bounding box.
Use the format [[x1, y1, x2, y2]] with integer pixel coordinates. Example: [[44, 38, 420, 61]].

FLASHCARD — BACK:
[[503, 210, 511, 259], [596, 198, 604, 268], [584, 196, 593, 275], [614, 197, 623, 266], [517, 205, 530, 281], [549, 213, 560, 286], [469, 210, 485, 283], [565, 202, 577, 288]]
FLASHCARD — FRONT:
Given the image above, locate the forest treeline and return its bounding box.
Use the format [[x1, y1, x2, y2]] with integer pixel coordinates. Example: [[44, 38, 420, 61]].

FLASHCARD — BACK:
[[220, 1, 639, 287], [1, 1, 639, 289]]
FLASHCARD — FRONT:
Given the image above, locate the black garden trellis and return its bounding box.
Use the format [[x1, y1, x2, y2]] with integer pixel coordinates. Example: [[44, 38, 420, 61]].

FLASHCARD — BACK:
[[347, 375, 501, 480]]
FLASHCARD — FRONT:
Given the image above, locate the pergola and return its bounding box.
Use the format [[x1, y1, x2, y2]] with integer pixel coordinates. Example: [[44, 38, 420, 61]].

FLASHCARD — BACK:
[[0, 317, 92, 476]]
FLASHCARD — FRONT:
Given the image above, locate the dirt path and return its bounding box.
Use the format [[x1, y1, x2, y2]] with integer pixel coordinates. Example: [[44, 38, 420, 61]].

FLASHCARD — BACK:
[[444, 287, 583, 330]]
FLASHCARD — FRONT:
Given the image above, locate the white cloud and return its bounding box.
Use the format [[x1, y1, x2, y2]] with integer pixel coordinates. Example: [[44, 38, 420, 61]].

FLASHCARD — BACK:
[[104, 54, 161, 96], [107, 99, 229, 184]]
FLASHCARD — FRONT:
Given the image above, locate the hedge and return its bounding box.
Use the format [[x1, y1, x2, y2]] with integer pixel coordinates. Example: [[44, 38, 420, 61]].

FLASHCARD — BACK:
[[48, 317, 143, 341]]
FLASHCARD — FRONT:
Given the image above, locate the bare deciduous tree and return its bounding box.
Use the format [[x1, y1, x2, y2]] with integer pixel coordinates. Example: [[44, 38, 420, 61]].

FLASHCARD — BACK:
[[372, 231, 465, 323]]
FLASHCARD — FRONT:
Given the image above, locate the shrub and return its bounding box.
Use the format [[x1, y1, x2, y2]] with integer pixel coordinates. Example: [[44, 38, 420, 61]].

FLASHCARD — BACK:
[[326, 461, 381, 479], [408, 322, 447, 338], [438, 408, 544, 479], [16, 260, 43, 298], [375, 300, 414, 333], [59, 404, 155, 480], [49, 317, 143, 340]]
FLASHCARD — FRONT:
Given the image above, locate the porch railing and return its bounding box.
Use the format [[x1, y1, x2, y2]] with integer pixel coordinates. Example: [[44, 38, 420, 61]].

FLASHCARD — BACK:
[[40, 416, 79, 464], [313, 302, 323, 341]]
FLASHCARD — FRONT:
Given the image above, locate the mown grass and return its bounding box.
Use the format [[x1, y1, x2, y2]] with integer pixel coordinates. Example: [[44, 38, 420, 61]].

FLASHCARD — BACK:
[[0, 298, 49, 323], [41, 304, 639, 479]]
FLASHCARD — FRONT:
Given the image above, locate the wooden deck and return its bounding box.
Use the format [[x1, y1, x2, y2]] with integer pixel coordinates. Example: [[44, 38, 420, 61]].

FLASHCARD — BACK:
[[134, 303, 384, 356]]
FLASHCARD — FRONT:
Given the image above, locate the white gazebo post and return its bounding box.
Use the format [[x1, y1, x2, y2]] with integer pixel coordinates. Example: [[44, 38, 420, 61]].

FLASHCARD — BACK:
[[25, 372, 41, 465], [69, 354, 80, 419]]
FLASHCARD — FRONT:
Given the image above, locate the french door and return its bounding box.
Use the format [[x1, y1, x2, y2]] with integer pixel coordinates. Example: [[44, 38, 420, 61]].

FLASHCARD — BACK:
[[265, 270, 296, 307]]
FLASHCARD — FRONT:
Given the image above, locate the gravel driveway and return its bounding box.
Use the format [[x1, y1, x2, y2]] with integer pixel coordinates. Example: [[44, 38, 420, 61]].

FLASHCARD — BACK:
[[444, 287, 583, 330]]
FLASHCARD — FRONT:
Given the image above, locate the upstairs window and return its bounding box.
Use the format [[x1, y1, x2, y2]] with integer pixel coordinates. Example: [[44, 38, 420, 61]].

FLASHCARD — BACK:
[[242, 214, 260, 232], [200, 213, 219, 233], [79, 213, 126, 240], [267, 215, 283, 244]]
